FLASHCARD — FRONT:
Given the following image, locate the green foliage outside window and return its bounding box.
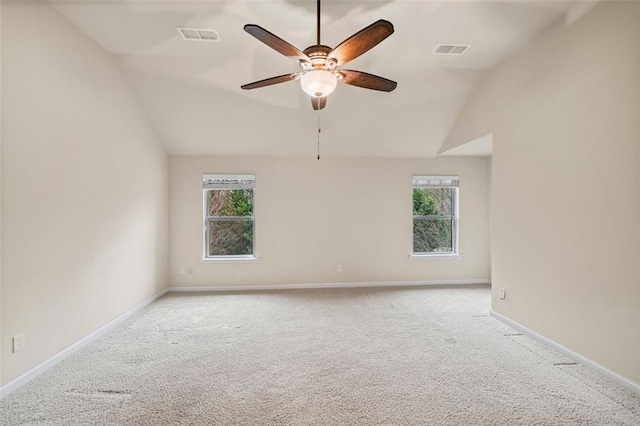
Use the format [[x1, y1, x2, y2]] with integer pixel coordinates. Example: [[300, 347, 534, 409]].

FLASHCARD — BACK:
[[413, 188, 439, 216], [413, 188, 454, 253], [208, 189, 254, 256]]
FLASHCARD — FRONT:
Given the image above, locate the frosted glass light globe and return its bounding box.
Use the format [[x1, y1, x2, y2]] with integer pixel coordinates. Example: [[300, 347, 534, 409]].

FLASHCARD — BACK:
[[300, 70, 338, 98]]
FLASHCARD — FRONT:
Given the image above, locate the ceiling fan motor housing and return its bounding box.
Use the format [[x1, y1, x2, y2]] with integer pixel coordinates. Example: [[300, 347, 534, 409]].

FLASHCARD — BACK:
[[302, 45, 336, 70]]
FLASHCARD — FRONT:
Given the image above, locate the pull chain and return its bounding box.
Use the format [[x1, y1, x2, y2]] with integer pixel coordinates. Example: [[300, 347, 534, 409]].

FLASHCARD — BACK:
[[316, 0, 322, 160], [317, 111, 321, 160]]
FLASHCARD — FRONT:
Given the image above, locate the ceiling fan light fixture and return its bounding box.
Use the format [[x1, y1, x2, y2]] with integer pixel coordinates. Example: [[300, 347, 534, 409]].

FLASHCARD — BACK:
[[300, 70, 337, 98]]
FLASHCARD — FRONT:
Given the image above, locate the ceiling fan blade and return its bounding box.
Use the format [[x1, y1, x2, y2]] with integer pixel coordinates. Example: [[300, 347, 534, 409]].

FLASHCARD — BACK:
[[241, 73, 300, 90], [244, 24, 311, 64], [328, 20, 394, 66], [340, 70, 397, 92], [311, 96, 327, 110]]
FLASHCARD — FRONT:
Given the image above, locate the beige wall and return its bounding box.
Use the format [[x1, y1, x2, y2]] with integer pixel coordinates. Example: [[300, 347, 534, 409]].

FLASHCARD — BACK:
[[0, 0, 3, 384], [1, 2, 168, 385], [169, 156, 490, 287], [637, 0, 640, 381], [446, 2, 640, 382]]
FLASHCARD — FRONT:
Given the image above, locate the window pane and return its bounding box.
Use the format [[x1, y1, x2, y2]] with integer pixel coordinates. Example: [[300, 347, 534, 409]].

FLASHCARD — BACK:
[[208, 219, 253, 256], [208, 189, 253, 217], [413, 188, 453, 216], [413, 218, 453, 253]]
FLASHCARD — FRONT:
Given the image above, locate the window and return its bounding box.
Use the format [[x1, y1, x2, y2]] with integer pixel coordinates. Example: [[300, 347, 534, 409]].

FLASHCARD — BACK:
[[412, 176, 459, 255], [203, 174, 255, 259]]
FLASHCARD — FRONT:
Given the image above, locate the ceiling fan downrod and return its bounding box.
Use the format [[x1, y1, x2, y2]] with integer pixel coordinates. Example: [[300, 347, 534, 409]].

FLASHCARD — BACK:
[[317, 0, 321, 46]]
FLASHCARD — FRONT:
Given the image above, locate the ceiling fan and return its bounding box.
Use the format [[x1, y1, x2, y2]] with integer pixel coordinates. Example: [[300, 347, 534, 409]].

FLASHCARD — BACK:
[[241, 0, 397, 110]]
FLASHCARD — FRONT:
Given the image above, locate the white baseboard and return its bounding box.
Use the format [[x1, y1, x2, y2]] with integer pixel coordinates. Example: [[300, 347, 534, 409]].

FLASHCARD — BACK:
[[0, 288, 169, 399], [490, 310, 640, 395], [169, 279, 491, 293]]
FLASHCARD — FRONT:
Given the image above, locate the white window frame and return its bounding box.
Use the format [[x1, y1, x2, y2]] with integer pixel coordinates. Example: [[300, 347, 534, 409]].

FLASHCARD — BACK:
[[411, 175, 459, 257], [202, 174, 257, 261]]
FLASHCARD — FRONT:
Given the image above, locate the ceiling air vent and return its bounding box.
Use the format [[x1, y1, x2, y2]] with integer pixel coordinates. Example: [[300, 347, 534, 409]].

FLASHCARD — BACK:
[[433, 44, 471, 55], [177, 27, 221, 42]]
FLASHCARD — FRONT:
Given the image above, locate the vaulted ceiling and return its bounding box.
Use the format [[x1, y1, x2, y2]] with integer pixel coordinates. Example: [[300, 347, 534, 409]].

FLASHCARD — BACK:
[[51, 0, 578, 157]]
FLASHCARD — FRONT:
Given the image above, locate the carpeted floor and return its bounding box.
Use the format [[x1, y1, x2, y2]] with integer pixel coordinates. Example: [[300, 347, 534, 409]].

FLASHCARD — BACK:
[[1, 285, 639, 425]]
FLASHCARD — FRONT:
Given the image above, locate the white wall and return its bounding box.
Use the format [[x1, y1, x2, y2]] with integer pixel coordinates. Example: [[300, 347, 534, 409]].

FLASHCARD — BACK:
[[1, 2, 168, 385], [445, 1, 640, 382], [637, 0, 640, 382], [169, 156, 490, 287], [0, 0, 4, 385]]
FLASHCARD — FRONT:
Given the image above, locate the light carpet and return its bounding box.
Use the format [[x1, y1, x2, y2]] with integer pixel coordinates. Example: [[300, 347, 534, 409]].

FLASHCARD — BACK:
[[1, 285, 639, 425]]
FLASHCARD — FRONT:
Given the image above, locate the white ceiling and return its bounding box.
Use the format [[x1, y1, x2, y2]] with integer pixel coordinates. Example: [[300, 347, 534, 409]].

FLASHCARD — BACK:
[[51, 0, 578, 158]]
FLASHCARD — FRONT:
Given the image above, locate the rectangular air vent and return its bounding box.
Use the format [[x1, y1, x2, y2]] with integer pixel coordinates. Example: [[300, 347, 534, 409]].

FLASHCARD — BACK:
[[433, 44, 471, 55], [177, 27, 221, 42]]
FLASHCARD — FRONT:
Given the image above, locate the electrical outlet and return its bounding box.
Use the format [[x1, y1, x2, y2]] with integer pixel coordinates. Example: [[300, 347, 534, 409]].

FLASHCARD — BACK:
[[13, 333, 26, 353], [499, 288, 506, 300], [187, 267, 194, 275], [179, 267, 186, 275], [337, 264, 343, 272]]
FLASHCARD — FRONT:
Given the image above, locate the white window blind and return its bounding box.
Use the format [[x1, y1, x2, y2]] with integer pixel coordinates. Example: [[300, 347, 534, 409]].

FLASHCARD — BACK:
[[412, 176, 459, 188], [203, 174, 255, 190]]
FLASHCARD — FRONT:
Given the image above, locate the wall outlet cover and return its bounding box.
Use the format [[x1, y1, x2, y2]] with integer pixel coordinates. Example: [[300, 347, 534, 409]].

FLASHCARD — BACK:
[[13, 333, 26, 353]]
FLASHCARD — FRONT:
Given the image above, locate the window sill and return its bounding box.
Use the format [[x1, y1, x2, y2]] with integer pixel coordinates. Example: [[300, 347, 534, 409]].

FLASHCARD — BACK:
[[409, 253, 460, 259], [199, 256, 260, 263]]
